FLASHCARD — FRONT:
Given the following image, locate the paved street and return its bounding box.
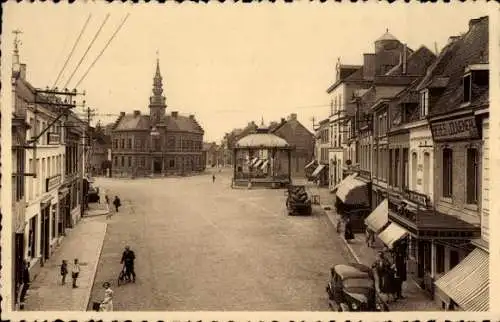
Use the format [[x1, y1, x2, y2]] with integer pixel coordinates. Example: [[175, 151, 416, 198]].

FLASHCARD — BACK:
[[88, 170, 356, 311]]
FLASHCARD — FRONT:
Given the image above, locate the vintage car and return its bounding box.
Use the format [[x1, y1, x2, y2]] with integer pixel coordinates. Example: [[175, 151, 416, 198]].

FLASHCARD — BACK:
[[326, 263, 386, 312], [285, 185, 312, 216]]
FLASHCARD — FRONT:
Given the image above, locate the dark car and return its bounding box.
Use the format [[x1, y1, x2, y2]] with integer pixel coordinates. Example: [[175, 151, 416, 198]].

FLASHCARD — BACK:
[[326, 263, 386, 312], [87, 186, 100, 203], [285, 185, 312, 216]]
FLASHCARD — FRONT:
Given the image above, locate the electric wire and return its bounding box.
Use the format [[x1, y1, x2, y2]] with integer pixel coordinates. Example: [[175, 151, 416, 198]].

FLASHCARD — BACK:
[[63, 13, 111, 88], [53, 14, 92, 88], [74, 13, 130, 88]]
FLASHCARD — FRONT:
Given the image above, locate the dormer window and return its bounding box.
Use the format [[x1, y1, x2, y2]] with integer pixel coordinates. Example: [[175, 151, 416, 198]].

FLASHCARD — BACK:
[[463, 74, 471, 103], [420, 89, 429, 118]]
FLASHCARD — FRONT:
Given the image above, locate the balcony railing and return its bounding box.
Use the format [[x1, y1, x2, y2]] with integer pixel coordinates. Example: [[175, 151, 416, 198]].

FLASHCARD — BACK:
[[388, 188, 432, 224]]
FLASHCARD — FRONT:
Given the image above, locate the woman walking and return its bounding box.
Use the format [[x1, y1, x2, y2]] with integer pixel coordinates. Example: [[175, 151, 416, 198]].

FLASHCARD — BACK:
[[99, 282, 114, 311], [60, 260, 68, 285], [113, 196, 121, 213]]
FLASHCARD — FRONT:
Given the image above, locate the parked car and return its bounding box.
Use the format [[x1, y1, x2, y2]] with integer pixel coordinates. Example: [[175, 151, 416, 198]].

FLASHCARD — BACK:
[[87, 186, 100, 203], [326, 263, 387, 312], [285, 185, 312, 216]]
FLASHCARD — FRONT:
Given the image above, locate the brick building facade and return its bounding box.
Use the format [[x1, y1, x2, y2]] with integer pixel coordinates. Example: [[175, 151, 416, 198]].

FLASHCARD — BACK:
[[111, 59, 204, 177]]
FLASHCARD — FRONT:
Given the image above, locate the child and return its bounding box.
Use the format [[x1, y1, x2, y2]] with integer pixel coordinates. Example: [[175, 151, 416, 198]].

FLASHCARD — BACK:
[[60, 260, 68, 285], [113, 196, 121, 213], [71, 258, 81, 288]]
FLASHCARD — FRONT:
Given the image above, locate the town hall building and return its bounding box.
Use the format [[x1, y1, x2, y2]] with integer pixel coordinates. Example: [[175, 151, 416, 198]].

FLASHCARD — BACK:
[[111, 58, 205, 177]]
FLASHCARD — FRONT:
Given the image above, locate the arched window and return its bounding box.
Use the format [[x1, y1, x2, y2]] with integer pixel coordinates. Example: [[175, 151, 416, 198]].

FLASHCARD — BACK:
[[411, 152, 418, 189]]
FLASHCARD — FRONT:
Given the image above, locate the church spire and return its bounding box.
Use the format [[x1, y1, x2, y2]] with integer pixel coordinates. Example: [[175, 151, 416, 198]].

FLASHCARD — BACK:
[[149, 52, 167, 123]]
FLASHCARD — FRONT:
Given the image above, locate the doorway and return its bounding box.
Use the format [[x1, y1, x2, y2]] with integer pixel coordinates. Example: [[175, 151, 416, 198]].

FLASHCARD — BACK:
[[153, 159, 162, 174]]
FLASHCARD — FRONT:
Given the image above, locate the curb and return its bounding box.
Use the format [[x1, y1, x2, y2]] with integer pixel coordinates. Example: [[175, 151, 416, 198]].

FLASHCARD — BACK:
[[323, 210, 362, 265], [84, 222, 108, 311]]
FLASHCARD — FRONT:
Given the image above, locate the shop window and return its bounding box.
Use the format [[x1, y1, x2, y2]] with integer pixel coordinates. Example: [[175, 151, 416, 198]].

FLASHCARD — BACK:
[[121, 156, 125, 167], [169, 159, 175, 168], [463, 74, 471, 103], [449, 250, 459, 270], [436, 243, 445, 274], [128, 156, 132, 167], [442, 148, 453, 197], [466, 148, 479, 204]]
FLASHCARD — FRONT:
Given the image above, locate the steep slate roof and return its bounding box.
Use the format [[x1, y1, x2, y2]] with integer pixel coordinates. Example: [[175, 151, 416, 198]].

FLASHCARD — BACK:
[[113, 112, 204, 134], [114, 114, 151, 131], [419, 16, 489, 116], [164, 114, 204, 134], [386, 46, 436, 76]]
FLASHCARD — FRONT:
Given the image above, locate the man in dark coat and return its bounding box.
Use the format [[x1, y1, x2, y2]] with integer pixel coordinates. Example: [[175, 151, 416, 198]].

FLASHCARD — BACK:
[[113, 196, 121, 212], [121, 246, 136, 282]]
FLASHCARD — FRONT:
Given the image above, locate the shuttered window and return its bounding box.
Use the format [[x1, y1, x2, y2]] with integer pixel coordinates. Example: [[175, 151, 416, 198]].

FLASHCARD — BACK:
[[466, 148, 479, 204], [442, 148, 453, 197]]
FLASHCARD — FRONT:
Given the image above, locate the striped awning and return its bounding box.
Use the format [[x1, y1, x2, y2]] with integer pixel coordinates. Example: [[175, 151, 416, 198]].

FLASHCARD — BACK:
[[260, 160, 269, 170], [254, 159, 264, 168], [364, 199, 389, 233], [434, 248, 489, 311], [311, 164, 326, 177], [336, 174, 369, 206], [250, 158, 259, 166], [378, 223, 408, 249]]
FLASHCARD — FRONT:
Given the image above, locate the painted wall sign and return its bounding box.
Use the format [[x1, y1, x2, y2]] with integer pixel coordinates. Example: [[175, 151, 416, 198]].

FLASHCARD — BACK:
[[46, 174, 62, 192], [430, 116, 480, 142]]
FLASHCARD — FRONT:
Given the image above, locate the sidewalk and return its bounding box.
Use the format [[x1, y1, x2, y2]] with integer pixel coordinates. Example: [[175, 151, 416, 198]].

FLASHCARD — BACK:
[[85, 188, 110, 217], [23, 219, 107, 311], [310, 186, 440, 311]]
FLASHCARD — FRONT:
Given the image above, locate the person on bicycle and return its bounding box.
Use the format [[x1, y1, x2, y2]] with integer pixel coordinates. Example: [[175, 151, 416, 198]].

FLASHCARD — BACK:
[[120, 246, 136, 283]]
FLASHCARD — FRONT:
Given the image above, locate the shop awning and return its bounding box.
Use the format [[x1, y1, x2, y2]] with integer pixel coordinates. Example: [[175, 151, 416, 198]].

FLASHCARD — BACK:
[[378, 222, 409, 249], [305, 160, 316, 170], [336, 174, 369, 206], [364, 199, 389, 233], [250, 158, 258, 166], [434, 248, 489, 311], [254, 159, 264, 168], [311, 164, 326, 177], [260, 160, 269, 170]]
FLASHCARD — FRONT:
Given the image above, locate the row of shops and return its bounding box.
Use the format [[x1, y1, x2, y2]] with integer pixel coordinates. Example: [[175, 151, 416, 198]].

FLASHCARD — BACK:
[[312, 16, 489, 311]]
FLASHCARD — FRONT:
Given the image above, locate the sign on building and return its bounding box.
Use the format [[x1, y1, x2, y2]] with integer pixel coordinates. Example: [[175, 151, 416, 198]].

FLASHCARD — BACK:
[[47, 132, 61, 145], [430, 116, 480, 142], [46, 174, 62, 192]]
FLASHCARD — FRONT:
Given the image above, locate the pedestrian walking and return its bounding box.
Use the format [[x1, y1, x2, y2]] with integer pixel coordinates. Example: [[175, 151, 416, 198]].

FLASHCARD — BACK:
[[121, 246, 136, 283], [113, 196, 121, 213], [105, 194, 110, 205], [99, 282, 114, 311], [60, 260, 68, 285], [365, 228, 375, 247], [19, 260, 30, 310], [71, 258, 81, 288], [212, 174, 216, 183], [344, 217, 354, 242]]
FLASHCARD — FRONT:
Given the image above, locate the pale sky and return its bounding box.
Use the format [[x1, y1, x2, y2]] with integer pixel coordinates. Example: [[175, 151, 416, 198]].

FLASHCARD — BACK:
[[2, 2, 491, 142]]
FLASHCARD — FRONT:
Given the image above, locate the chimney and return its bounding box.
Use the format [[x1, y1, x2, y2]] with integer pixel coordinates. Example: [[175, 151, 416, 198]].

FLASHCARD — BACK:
[[402, 44, 407, 75], [448, 36, 460, 45], [189, 115, 194, 119], [20, 64, 26, 79], [120, 112, 125, 116], [363, 54, 376, 79], [133, 110, 140, 116], [171, 111, 178, 118], [281, 118, 286, 124], [290, 113, 297, 120]]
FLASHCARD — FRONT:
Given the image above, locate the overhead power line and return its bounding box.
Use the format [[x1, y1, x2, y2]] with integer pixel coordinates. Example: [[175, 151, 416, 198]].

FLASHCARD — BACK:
[[64, 13, 111, 88], [75, 13, 130, 88], [53, 14, 92, 88]]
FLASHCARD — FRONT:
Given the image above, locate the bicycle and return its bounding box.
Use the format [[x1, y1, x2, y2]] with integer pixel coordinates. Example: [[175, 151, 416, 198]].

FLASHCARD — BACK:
[[117, 265, 131, 286]]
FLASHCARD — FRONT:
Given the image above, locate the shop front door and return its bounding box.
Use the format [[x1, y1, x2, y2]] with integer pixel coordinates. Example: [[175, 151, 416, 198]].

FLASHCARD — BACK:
[[153, 158, 162, 173], [40, 207, 50, 261]]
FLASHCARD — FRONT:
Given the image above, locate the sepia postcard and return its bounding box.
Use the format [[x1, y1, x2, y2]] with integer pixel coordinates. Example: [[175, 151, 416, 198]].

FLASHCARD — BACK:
[[1, 1, 498, 321]]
